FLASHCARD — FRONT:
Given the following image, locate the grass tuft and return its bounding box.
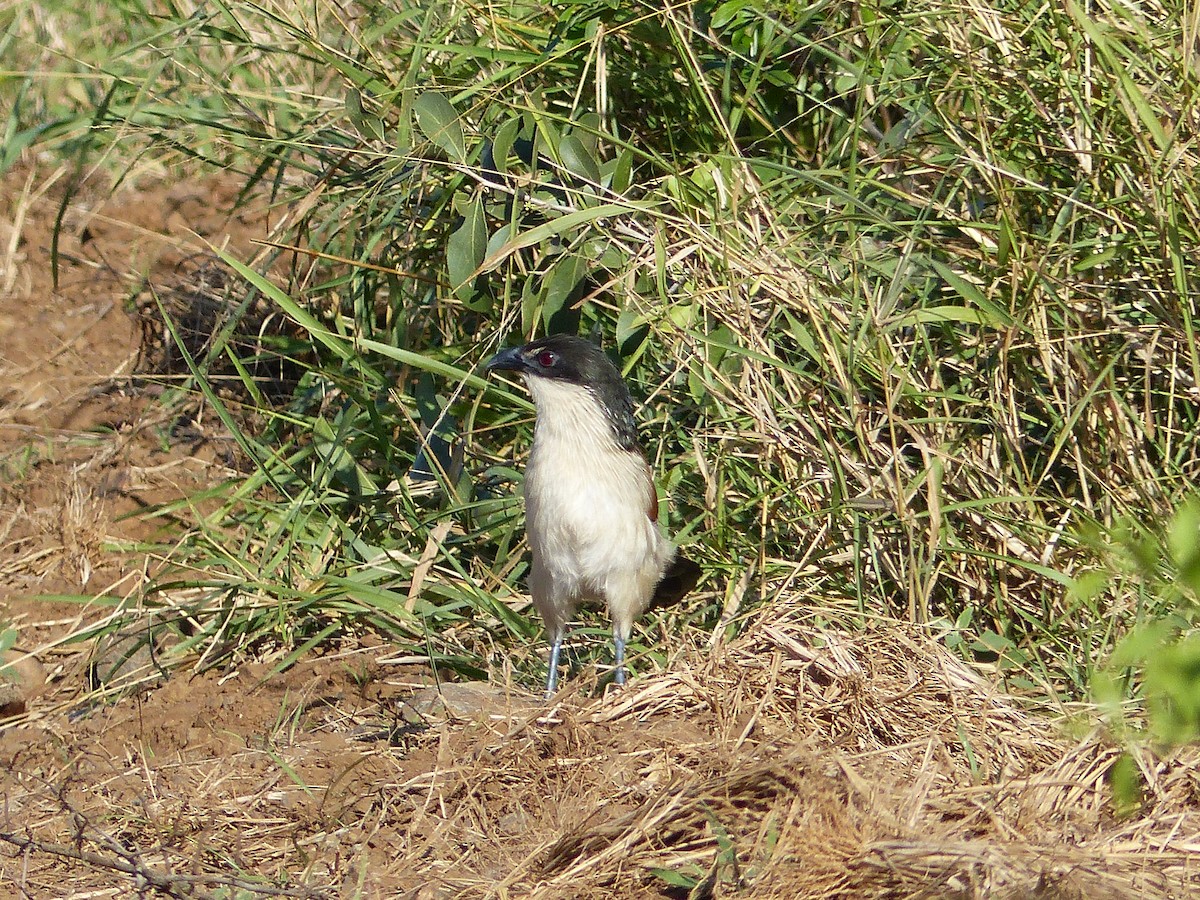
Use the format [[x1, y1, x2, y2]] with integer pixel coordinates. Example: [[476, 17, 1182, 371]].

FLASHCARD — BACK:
[[6, 0, 1200, 727]]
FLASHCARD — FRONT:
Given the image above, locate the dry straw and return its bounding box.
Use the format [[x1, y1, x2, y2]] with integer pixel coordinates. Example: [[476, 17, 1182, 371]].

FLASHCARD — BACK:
[[3, 609, 1198, 898]]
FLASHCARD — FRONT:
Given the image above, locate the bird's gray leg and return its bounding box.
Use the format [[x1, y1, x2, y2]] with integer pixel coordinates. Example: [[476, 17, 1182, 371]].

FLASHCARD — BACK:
[[545, 633, 564, 698], [613, 631, 627, 686]]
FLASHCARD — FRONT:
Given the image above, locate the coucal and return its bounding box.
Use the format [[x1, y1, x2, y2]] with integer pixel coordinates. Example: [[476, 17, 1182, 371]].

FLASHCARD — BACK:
[[486, 334, 700, 695]]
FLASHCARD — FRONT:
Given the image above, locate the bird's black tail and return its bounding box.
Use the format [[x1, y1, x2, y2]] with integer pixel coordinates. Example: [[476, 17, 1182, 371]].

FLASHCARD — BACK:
[[651, 553, 701, 609]]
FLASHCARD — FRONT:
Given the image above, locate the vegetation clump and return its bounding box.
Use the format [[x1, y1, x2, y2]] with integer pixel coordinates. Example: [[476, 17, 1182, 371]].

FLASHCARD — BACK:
[[6, 0, 1200, 774]]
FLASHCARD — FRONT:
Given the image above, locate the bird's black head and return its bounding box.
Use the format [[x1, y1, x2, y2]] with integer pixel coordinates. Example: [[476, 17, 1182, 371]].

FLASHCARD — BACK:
[[486, 335, 640, 451]]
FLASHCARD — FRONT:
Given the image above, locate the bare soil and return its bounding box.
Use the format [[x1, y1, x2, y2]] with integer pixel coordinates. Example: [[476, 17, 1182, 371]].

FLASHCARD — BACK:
[[1, 162, 1197, 899]]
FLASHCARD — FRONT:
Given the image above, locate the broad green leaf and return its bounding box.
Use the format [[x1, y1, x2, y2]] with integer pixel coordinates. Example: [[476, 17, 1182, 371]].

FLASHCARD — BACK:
[[668, 303, 695, 328], [1074, 247, 1119, 272], [413, 93, 466, 162], [609, 148, 633, 193], [616, 309, 649, 348], [490, 116, 521, 175], [647, 868, 698, 889], [447, 195, 487, 299], [485, 223, 512, 258], [312, 417, 378, 495], [541, 253, 587, 329], [346, 89, 385, 142], [573, 114, 602, 151], [558, 134, 601, 184]]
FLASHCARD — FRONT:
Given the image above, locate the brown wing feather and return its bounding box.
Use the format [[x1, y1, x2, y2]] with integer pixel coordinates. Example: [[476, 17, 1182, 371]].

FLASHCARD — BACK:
[[645, 460, 660, 522]]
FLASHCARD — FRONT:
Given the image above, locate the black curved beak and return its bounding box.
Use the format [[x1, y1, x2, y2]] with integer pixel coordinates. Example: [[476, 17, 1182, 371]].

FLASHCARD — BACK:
[[485, 346, 526, 373]]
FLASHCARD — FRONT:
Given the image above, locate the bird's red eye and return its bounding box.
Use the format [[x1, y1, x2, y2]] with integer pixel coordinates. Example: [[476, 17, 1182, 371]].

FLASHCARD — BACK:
[[536, 350, 557, 367]]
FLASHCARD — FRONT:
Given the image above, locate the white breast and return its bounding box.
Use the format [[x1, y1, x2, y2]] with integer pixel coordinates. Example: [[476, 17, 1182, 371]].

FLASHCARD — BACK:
[[521, 378, 674, 631]]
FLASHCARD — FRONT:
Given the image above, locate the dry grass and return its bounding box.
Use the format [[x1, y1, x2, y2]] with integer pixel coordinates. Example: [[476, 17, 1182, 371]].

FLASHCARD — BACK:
[[3, 606, 1197, 898]]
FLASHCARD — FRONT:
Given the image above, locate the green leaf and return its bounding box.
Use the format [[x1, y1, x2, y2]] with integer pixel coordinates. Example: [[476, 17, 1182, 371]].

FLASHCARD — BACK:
[[541, 253, 587, 329], [485, 223, 512, 259], [448, 195, 487, 300], [520, 275, 541, 335], [558, 133, 601, 184], [1108, 752, 1145, 816], [973, 630, 1014, 654], [533, 115, 561, 163], [608, 148, 634, 193], [346, 89, 385, 142], [893, 305, 994, 327], [1169, 497, 1200, 595], [214, 247, 497, 396], [478, 202, 651, 272], [929, 260, 1014, 327], [413, 93, 466, 162], [647, 867, 699, 888], [1073, 246, 1119, 272], [1144, 633, 1200, 744], [616, 309, 649, 349], [490, 116, 521, 175], [312, 416, 378, 496]]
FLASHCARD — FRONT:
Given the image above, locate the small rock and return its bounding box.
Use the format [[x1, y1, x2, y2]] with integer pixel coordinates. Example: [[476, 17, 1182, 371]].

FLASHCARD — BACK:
[[401, 681, 538, 724], [0, 649, 46, 718]]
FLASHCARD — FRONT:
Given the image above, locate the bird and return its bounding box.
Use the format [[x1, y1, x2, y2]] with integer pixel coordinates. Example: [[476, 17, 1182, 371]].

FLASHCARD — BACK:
[[486, 334, 700, 696]]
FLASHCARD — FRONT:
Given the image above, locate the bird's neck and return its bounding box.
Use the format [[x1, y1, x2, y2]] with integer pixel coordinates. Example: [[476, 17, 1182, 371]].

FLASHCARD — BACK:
[[525, 378, 624, 456]]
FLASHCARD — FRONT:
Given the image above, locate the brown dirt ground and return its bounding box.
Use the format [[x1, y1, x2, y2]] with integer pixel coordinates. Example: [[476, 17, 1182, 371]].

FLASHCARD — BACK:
[[1, 162, 1198, 899]]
